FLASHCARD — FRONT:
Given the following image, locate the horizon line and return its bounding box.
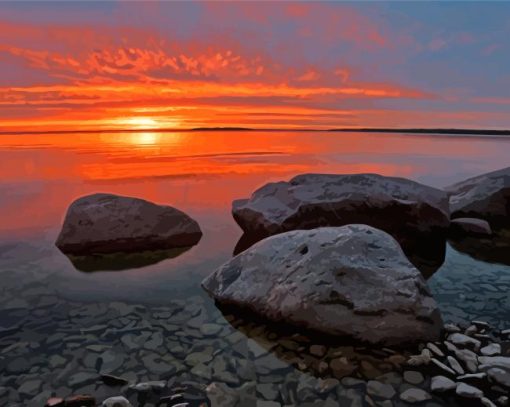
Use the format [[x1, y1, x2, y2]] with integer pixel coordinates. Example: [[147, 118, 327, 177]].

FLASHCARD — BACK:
[[0, 126, 510, 136]]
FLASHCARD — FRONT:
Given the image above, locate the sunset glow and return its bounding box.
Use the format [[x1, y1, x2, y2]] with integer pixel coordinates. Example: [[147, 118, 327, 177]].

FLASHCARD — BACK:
[[0, 2, 509, 132]]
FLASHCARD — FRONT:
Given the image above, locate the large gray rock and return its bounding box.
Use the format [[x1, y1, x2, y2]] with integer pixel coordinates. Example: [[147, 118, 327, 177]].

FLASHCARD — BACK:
[[446, 166, 510, 227], [202, 225, 443, 346], [232, 173, 450, 273], [56, 193, 202, 254]]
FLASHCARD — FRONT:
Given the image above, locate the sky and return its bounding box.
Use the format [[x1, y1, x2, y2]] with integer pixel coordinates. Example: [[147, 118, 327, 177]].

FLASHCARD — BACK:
[[1, 1, 509, 132]]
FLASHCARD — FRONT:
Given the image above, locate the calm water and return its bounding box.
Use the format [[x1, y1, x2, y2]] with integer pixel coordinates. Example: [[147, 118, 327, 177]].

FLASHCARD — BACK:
[[1, 130, 510, 405]]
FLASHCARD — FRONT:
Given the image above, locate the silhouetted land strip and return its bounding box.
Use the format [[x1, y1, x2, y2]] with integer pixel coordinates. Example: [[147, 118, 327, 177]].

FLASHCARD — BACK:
[[328, 128, 510, 136], [1, 126, 510, 136]]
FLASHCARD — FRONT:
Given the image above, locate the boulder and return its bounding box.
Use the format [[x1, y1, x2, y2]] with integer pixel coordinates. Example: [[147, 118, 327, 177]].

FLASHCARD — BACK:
[[202, 225, 443, 346], [446, 166, 510, 227], [232, 173, 450, 273], [56, 193, 202, 255], [450, 218, 492, 236]]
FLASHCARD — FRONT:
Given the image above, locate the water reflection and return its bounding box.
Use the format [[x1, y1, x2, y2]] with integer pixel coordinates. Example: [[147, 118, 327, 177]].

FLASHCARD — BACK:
[[448, 228, 510, 266], [220, 307, 412, 382], [62, 247, 192, 272]]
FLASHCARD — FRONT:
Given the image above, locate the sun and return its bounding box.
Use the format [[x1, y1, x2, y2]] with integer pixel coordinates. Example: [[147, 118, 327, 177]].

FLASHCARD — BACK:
[[119, 117, 159, 129]]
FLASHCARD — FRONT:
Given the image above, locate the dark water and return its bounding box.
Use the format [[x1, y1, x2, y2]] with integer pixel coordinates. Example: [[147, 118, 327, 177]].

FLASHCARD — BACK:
[[0, 131, 509, 406]]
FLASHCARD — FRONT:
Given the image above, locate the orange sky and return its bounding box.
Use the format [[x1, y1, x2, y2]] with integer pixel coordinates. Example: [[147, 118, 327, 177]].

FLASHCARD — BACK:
[[1, 2, 509, 132]]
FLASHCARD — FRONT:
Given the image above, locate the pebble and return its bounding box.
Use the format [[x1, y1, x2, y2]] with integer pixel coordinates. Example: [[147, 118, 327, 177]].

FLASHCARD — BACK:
[[426, 343, 444, 357], [431, 358, 456, 376], [200, 323, 223, 336], [481, 343, 501, 356], [455, 349, 479, 373], [457, 372, 486, 380], [447, 356, 465, 375], [444, 323, 461, 334], [455, 382, 483, 398], [448, 333, 481, 351], [486, 367, 510, 388], [399, 388, 432, 403], [366, 380, 396, 399], [478, 356, 510, 370], [403, 371, 424, 385], [430, 375, 457, 393], [309, 344, 327, 358], [101, 396, 132, 407]]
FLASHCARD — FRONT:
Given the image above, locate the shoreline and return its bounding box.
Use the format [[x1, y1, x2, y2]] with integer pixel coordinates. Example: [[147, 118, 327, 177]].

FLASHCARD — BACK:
[[1, 127, 510, 137]]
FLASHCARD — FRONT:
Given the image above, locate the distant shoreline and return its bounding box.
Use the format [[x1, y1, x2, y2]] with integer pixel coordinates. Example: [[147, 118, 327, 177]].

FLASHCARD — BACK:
[[1, 126, 510, 136]]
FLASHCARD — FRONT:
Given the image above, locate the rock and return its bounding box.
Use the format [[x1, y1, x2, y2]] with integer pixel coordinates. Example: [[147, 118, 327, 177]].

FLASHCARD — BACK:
[[478, 356, 510, 370], [233, 173, 450, 270], [18, 379, 42, 396], [496, 396, 509, 406], [448, 333, 481, 351], [200, 323, 223, 336], [403, 371, 424, 385], [407, 349, 432, 367], [206, 382, 239, 407], [457, 373, 487, 381], [67, 372, 97, 387], [101, 396, 132, 407], [450, 218, 492, 236], [366, 380, 396, 399], [446, 166, 510, 227], [447, 356, 465, 375], [309, 345, 327, 358], [400, 388, 431, 403], [472, 320, 491, 330], [444, 324, 461, 334], [481, 397, 498, 407], [129, 381, 166, 392], [431, 358, 456, 376], [203, 225, 443, 346], [430, 376, 457, 393], [56, 193, 202, 254], [481, 343, 502, 356], [455, 349, 479, 373], [426, 343, 444, 357], [455, 382, 483, 398], [486, 367, 510, 388]]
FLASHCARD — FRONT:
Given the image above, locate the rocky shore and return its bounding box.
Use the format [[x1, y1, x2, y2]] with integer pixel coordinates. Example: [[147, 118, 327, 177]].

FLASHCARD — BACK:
[[1, 167, 509, 406]]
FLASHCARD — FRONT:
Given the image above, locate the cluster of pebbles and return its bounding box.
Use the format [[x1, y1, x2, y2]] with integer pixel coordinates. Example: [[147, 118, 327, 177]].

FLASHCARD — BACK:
[[405, 321, 510, 407], [1, 284, 508, 407]]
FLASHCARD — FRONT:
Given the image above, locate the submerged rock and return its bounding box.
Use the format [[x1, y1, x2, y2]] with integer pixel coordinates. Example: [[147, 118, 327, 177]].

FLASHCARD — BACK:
[[446, 166, 510, 227], [232, 173, 450, 274], [202, 225, 443, 345], [56, 193, 202, 255]]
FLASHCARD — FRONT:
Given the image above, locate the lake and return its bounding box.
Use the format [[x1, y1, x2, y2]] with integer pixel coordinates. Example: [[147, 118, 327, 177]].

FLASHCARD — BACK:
[[1, 130, 509, 406]]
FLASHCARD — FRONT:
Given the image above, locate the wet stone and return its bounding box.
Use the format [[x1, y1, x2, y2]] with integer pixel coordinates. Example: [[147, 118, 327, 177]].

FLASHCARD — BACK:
[[456, 382, 484, 398], [403, 371, 424, 385], [447, 356, 465, 375], [101, 396, 132, 407], [200, 323, 223, 336], [481, 343, 501, 356], [430, 375, 457, 393], [400, 388, 432, 403], [366, 380, 396, 399]]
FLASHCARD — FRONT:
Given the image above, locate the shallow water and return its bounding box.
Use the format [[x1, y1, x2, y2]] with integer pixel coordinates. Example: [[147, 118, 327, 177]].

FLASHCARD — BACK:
[[1, 130, 510, 405]]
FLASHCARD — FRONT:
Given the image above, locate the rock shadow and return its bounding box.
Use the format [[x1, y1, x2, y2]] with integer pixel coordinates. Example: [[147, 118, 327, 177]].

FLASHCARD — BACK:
[[448, 228, 510, 266], [216, 303, 416, 383], [62, 247, 193, 272]]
